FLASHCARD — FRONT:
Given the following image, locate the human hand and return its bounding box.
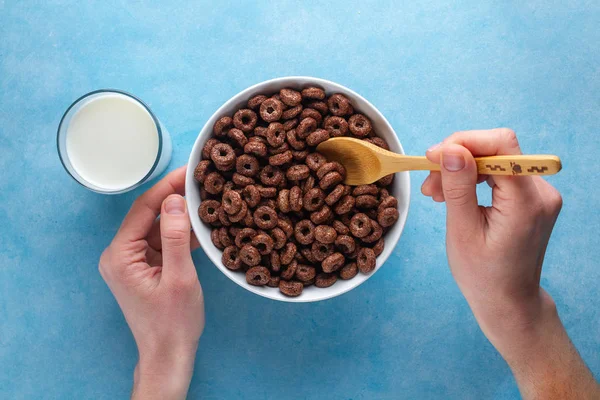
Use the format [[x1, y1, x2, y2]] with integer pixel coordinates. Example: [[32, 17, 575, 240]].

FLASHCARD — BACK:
[[99, 166, 204, 400]]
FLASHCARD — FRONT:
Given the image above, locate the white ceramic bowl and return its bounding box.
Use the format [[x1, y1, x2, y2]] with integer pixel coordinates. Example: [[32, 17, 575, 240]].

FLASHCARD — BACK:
[[186, 77, 410, 302]]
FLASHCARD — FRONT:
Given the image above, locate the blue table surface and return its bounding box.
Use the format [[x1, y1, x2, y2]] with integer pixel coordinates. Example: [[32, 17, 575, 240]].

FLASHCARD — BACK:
[[1, 1, 599, 399]]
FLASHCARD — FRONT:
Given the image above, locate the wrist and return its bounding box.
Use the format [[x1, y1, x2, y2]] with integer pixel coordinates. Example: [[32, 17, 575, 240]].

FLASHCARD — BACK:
[[132, 343, 198, 400]]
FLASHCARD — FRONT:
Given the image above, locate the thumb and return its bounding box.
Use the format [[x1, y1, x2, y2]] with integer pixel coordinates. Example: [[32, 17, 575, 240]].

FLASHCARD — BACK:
[[440, 144, 482, 240], [160, 194, 195, 278]]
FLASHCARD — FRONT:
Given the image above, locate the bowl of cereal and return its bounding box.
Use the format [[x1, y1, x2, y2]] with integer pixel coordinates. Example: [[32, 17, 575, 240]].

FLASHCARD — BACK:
[[186, 77, 410, 302]]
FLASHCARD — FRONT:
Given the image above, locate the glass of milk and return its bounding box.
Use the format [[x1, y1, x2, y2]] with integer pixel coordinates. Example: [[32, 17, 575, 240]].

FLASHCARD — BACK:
[[57, 90, 172, 194]]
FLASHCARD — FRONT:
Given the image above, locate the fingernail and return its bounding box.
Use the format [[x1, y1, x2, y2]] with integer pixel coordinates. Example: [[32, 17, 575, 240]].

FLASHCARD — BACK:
[[427, 142, 441, 152], [442, 152, 465, 172], [165, 196, 186, 215]]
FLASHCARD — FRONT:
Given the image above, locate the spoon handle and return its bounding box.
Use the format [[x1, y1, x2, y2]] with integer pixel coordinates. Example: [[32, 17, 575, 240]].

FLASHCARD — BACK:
[[386, 155, 562, 176]]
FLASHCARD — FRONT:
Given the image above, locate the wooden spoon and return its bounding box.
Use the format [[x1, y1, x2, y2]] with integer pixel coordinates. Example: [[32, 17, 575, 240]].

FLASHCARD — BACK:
[[316, 137, 562, 185]]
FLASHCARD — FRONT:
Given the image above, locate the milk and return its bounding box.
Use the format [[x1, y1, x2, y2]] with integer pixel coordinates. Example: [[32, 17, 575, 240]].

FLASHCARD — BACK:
[[65, 93, 162, 191]]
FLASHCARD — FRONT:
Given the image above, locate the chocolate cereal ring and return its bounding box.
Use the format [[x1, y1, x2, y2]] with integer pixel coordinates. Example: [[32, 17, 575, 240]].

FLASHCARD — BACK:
[[311, 242, 334, 262], [334, 195, 355, 215], [286, 129, 306, 151], [296, 117, 318, 139], [246, 266, 270, 286], [277, 189, 291, 213], [235, 227, 256, 248], [294, 219, 315, 245], [306, 100, 328, 115], [356, 195, 378, 209], [372, 238, 385, 257], [291, 150, 309, 161], [366, 136, 389, 150], [243, 140, 268, 158], [335, 235, 356, 255], [333, 220, 350, 235], [306, 152, 327, 172], [314, 225, 337, 244], [353, 184, 379, 196], [317, 162, 346, 180], [240, 244, 261, 267], [362, 220, 383, 243], [378, 207, 399, 228], [194, 160, 212, 183], [324, 184, 345, 206], [260, 98, 284, 122], [302, 176, 316, 193], [295, 264, 316, 282], [204, 172, 225, 194], [266, 122, 286, 147], [300, 108, 323, 125], [270, 251, 281, 273], [213, 116, 233, 137], [302, 188, 325, 212], [319, 172, 344, 190], [301, 86, 326, 100], [217, 207, 231, 227], [259, 165, 284, 187], [270, 227, 287, 250], [233, 109, 257, 133], [282, 104, 303, 120], [202, 138, 220, 160], [327, 93, 351, 116], [315, 273, 337, 288], [289, 186, 303, 212], [357, 247, 376, 274], [248, 94, 268, 110], [222, 190, 243, 215], [211, 143, 236, 167], [218, 226, 233, 247], [228, 200, 248, 223], [222, 246, 242, 270], [350, 213, 372, 238], [286, 164, 310, 181], [279, 279, 303, 297], [310, 205, 333, 225], [280, 88, 302, 106], [323, 116, 349, 137], [280, 243, 297, 266], [277, 217, 294, 239], [348, 114, 372, 137], [283, 118, 298, 131], [267, 275, 280, 287], [234, 155, 259, 179], [199, 200, 220, 223], [211, 229, 224, 249], [339, 262, 358, 280], [378, 196, 397, 212], [376, 174, 394, 186], [253, 206, 278, 229], [322, 252, 345, 273], [251, 233, 274, 255], [306, 128, 330, 147], [269, 150, 293, 166], [300, 248, 317, 264]]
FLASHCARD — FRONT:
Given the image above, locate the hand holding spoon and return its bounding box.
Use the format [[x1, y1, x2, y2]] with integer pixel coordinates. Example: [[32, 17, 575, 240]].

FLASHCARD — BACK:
[[316, 137, 562, 185]]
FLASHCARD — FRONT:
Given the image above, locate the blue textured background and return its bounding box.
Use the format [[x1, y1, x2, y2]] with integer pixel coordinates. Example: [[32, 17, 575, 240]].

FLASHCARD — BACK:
[[1, 1, 599, 399]]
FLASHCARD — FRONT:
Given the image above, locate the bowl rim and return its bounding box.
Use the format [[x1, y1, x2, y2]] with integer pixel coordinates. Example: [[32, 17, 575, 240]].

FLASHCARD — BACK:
[[186, 76, 410, 302]]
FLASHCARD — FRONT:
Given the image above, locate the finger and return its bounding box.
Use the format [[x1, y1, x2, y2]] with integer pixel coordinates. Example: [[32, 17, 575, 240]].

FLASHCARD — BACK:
[[191, 233, 201, 251], [428, 172, 444, 200], [115, 166, 187, 243], [148, 219, 201, 252], [440, 144, 483, 239], [486, 176, 496, 188], [160, 194, 196, 280], [421, 173, 433, 196]]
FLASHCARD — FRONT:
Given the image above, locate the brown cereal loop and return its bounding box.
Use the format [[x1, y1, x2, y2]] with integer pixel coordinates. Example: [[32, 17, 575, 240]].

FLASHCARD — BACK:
[[269, 150, 293, 166], [253, 206, 278, 229], [339, 262, 358, 280], [301, 86, 326, 100], [286, 164, 310, 181], [306, 100, 328, 115], [295, 264, 316, 282], [204, 172, 225, 194], [319, 171, 344, 190], [218, 226, 233, 247], [267, 275, 280, 287], [300, 108, 323, 125], [377, 174, 394, 186], [311, 242, 334, 262], [265, 122, 285, 147], [301, 248, 317, 263], [282, 104, 303, 120], [232, 172, 255, 187], [279, 280, 303, 297], [233, 109, 258, 133], [277, 189, 291, 213], [324, 116, 349, 137], [322, 252, 345, 273], [260, 98, 284, 122], [257, 185, 277, 198], [357, 248, 376, 274], [314, 225, 337, 244], [306, 128, 330, 147], [211, 228, 224, 249], [202, 138, 219, 160], [235, 227, 257, 248], [302, 175, 316, 193], [246, 266, 270, 286], [277, 218, 294, 239], [228, 200, 248, 223], [242, 211, 256, 228], [353, 184, 379, 196], [213, 116, 233, 137], [335, 235, 356, 255], [259, 165, 284, 187], [367, 137, 389, 150], [315, 273, 337, 288], [291, 150, 309, 161], [194, 160, 212, 183], [242, 185, 261, 208], [283, 118, 298, 131], [289, 186, 303, 212], [317, 162, 346, 180], [294, 219, 315, 245], [251, 233, 274, 255], [286, 129, 306, 151], [348, 114, 372, 137], [280, 88, 302, 106], [324, 184, 345, 206], [253, 126, 268, 137], [270, 251, 281, 273], [378, 207, 399, 228], [302, 188, 325, 211], [378, 196, 397, 212], [222, 190, 243, 215], [270, 227, 287, 250], [327, 93, 351, 116], [280, 243, 297, 266], [306, 152, 327, 171], [244, 141, 268, 158], [334, 195, 355, 215], [310, 205, 333, 225], [349, 213, 372, 238], [362, 220, 383, 243], [240, 244, 261, 266], [296, 117, 317, 139], [356, 195, 378, 209], [279, 254, 298, 280], [372, 238, 385, 257], [247, 94, 267, 110], [333, 220, 350, 235], [211, 143, 236, 166], [218, 207, 231, 227], [222, 246, 242, 270], [227, 128, 248, 148]]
